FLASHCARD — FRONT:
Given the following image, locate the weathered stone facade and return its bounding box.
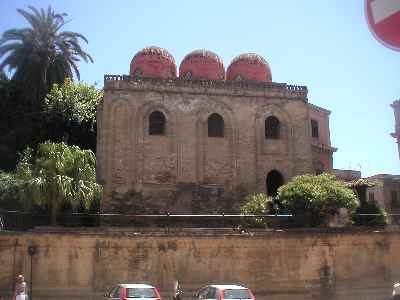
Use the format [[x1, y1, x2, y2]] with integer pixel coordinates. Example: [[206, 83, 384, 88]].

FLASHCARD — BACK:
[[97, 76, 335, 213]]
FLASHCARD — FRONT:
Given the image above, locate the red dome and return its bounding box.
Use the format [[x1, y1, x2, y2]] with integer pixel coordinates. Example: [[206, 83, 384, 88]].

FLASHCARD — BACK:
[[226, 53, 272, 82], [179, 49, 225, 80], [130, 46, 177, 79]]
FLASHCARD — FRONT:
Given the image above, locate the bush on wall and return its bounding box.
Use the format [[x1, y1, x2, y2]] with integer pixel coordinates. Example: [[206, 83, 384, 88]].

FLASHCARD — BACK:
[[277, 173, 358, 227], [240, 193, 273, 227]]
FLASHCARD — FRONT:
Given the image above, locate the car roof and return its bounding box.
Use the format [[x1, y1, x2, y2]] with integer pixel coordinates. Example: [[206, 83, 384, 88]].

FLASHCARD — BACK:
[[209, 285, 248, 290], [119, 284, 156, 289]]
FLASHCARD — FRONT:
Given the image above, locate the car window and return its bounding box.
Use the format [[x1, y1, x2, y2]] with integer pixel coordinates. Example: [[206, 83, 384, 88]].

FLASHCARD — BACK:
[[109, 286, 122, 298], [206, 287, 217, 299], [198, 287, 209, 299], [127, 288, 157, 298], [223, 289, 251, 299]]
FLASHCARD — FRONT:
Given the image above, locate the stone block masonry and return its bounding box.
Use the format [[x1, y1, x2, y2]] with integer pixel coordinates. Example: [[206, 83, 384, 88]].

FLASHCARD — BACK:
[[98, 77, 335, 214], [0, 228, 399, 300]]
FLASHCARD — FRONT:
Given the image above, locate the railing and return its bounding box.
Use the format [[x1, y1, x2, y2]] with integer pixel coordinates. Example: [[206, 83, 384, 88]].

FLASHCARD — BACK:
[[285, 84, 308, 92], [104, 74, 131, 81], [103, 74, 308, 94], [0, 211, 293, 231], [1, 211, 399, 232]]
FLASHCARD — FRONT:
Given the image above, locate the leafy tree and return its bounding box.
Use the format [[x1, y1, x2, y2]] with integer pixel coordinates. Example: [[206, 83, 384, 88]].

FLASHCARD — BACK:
[[240, 193, 272, 227], [43, 78, 102, 151], [277, 173, 358, 227], [0, 171, 25, 211], [15, 142, 102, 225], [0, 6, 93, 111]]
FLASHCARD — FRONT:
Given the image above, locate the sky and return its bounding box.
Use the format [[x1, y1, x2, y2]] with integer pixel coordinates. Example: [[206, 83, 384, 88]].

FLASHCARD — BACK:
[[0, 0, 399, 177]]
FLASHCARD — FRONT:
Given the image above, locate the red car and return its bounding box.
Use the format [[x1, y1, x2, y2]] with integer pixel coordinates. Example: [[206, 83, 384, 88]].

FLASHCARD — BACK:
[[193, 285, 255, 300], [103, 283, 161, 300]]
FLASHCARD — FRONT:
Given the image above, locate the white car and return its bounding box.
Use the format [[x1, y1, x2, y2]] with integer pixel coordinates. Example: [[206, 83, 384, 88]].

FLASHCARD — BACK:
[[193, 285, 255, 300], [103, 283, 161, 300]]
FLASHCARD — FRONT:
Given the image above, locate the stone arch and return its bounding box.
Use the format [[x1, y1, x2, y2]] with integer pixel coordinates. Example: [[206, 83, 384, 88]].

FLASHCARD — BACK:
[[266, 170, 284, 196], [196, 99, 235, 138], [110, 98, 130, 186], [255, 103, 293, 141], [135, 101, 178, 184], [195, 99, 237, 187], [139, 103, 177, 137]]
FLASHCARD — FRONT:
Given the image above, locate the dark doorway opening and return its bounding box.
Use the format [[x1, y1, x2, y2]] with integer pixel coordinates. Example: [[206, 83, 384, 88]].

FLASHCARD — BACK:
[[266, 170, 284, 196]]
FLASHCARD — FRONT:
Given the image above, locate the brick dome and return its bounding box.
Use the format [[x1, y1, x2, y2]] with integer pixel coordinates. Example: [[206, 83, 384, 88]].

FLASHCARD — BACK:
[[130, 46, 177, 79], [179, 49, 225, 80], [226, 53, 272, 82]]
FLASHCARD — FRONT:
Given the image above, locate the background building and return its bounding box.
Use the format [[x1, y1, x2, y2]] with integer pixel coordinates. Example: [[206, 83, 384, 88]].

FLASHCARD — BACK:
[[366, 174, 400, 224], [392, 99, 400, 159], [97, 47, 336, 213]]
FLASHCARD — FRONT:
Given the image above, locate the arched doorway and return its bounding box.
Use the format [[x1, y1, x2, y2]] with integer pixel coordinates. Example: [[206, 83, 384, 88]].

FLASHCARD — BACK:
[[266, 170, 284, 196]]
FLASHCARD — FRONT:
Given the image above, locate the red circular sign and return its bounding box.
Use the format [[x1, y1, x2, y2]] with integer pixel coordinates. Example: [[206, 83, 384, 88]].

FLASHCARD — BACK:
[[365, 0, 400, 51]]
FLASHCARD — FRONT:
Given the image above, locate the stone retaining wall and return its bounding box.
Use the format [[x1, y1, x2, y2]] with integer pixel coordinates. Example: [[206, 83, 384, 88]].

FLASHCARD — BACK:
[[0, 228, 399, 300]]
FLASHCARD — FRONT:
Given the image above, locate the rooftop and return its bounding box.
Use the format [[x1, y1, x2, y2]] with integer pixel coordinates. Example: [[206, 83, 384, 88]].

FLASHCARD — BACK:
[[103, 75, 308, 100]]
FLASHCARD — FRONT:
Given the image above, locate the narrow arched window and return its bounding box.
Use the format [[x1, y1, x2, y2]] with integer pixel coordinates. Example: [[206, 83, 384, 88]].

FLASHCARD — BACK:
[[149, 111, 166, 135], [208, 113, 224, 137], [265, 116, 280, 139], [311, 119, 319, 138]]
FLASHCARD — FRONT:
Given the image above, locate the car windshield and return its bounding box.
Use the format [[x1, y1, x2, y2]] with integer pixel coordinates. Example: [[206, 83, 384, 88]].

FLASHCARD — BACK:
[[127, 288, 157, 298], [223, 289, 251, 299]]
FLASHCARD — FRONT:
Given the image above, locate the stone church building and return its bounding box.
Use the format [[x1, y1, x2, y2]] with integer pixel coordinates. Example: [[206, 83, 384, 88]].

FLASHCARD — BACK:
[[97, 46, 336, 213]]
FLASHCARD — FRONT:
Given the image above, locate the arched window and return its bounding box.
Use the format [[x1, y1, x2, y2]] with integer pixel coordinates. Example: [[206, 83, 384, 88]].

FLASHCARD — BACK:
[[266, 170, 284, 197], [311, 119, 319, 138], [265, 116, 280, 139], [208, 113, 224, 137], [149, 111, 166, 135]]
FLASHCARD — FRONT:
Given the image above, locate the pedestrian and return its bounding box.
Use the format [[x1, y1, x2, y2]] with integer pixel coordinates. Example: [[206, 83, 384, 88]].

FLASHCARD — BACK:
[[390, 283, 400, 300], [13, 274, 28, 300]]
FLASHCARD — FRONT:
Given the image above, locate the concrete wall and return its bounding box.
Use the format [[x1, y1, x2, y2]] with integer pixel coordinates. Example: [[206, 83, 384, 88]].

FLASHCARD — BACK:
[[1, 229, 399, 300]]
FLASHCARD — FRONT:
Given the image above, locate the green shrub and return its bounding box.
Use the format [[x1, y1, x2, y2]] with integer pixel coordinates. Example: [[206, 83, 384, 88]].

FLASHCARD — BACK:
[[352, 200, 388, 226], [240, 193, 272, 227], [277, 173, 358, 227], [0, 171, 25, 210]]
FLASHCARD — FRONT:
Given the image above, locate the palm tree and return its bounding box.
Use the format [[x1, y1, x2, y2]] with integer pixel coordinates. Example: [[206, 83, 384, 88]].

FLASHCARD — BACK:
[[0, 71, 10, 100], [0, 6, 93, 110], [16, 142, 102, 225]]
